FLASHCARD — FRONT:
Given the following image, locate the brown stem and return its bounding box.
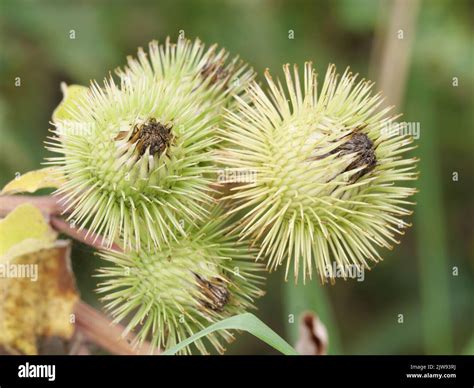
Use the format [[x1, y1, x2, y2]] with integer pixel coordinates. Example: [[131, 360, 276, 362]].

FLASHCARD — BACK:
[[50, 217, 123, 252], [0, 195, 66, 217], [74, 300, 160, 355], [370, 0, 421, 111]]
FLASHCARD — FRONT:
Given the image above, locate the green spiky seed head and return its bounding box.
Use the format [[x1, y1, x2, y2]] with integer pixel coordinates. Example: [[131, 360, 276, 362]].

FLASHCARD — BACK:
[[45, 37, 254, 250], [96, 208, 264, 354], [219, 63, 418, 284]]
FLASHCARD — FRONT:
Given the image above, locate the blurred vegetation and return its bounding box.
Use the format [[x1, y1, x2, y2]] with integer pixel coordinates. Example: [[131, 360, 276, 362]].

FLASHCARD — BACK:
[[0, 0, 472, 355]]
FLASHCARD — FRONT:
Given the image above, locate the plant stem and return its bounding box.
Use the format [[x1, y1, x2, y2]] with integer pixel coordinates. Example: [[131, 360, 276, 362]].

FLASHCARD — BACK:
[[0, 195, 66, 217], [51, 217, 122, 252], [74, 301, 159, 355]]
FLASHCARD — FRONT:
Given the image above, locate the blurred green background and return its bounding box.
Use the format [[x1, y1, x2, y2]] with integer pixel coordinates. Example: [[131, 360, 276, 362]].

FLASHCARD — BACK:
[[0, 0, 472, 355]]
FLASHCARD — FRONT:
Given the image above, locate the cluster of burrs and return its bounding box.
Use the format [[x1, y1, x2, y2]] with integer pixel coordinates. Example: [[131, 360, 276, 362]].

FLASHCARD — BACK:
[[46, 38, 417, 354]]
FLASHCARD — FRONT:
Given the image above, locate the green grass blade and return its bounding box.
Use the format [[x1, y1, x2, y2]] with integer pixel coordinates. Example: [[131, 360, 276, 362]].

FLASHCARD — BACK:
[[462, 335, 474, 355], [409, 75, 453, 354], [162, 313, 298, 355]]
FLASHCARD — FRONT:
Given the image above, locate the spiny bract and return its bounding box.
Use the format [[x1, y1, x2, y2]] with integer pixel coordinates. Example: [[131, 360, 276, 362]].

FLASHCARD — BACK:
[[96, 208, 264, 354], [219, 63, 418, 283], [46, 37, 254, 251]]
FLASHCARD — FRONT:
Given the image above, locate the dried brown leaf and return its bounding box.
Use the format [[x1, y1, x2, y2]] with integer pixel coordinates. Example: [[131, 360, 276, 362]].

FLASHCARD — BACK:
[[295, 311, 329, 355], [0, 204, 79, 355]]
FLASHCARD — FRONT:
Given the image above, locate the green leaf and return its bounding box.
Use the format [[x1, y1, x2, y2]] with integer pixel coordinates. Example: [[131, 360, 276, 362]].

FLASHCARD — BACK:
[[1, 167, 66, 195], [162, 313, 298, 355], [0, 203, 57, 261], [52, 83, 88, 122]]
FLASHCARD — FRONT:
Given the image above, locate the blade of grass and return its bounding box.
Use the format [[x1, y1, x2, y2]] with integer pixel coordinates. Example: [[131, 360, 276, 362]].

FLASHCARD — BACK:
[[409, 74, 453, 354], [162, 313, 298, 355], [462, 336, 474, 355]]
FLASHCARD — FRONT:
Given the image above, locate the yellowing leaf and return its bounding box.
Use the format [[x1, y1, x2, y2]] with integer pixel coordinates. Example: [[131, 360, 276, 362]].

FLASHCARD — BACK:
[[0, 203, 57, 261], [0, 240, 79, 355], [1, 167, 66, 195], [52, 83, 88, 122]]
